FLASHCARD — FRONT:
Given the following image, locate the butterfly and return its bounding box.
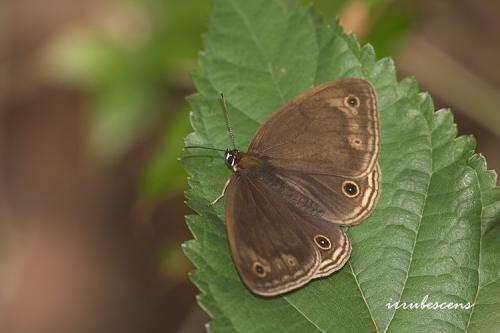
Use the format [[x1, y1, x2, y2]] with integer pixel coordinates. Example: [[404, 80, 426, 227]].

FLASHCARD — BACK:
[[188, 78, 380, 296]]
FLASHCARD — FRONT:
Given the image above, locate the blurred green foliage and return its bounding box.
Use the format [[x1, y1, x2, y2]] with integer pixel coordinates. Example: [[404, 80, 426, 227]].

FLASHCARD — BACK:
[[364, 1, 418, 58], [49, 0, 418, 200], [50, 0, 212, 198]]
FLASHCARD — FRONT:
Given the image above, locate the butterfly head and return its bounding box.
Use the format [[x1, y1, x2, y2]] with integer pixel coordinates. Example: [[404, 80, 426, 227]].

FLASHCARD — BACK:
[[224, 149, 240, 171]]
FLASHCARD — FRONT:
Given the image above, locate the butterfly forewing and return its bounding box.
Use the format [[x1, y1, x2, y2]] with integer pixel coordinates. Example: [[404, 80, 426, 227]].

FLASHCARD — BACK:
[[248, 78, 379, 178]]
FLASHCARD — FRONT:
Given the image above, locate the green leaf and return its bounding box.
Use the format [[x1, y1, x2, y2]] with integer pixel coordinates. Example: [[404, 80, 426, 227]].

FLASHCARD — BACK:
[[182, 0, 500, 332]]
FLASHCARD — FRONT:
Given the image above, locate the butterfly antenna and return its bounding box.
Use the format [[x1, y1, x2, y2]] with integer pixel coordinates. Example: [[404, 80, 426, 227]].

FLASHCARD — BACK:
[[220, 93, 236, 149], [184, 145, 226, 152]]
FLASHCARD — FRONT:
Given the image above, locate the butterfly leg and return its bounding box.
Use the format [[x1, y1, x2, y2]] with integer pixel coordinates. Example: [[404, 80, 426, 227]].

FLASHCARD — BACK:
[[209, 178, 231, 206]]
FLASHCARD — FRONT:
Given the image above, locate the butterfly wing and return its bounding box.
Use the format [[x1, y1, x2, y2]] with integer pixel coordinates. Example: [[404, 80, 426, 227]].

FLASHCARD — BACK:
[[225, 174, 351, 297], [271, 164, 380, 226], [249, 78, 379, 178]]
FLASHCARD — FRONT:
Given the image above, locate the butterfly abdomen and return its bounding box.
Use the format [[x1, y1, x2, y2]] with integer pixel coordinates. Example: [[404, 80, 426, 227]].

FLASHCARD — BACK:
[[236, 153, 325, 216], [265, 172, 325, 217]]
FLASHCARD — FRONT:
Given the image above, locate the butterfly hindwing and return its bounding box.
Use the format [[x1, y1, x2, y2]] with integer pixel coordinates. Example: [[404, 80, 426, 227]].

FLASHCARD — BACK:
[[271, 164, 380, 226], [225, 174, 351, 296]]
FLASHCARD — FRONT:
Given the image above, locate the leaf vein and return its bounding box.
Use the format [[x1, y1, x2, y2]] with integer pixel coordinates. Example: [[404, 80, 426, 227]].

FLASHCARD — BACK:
[[465, 164, 485, 332], [349, 262, 380, 332], [382, 127, 433, 332], [283, 297, 325, 333]]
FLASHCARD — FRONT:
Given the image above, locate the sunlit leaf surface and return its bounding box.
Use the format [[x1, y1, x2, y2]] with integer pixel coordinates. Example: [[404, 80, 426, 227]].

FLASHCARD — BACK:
[[182, 1, 500, 331]]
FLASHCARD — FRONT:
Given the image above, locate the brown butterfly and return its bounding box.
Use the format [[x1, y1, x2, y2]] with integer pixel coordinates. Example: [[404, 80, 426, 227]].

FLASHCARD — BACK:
[[188, 78, 380, 296]]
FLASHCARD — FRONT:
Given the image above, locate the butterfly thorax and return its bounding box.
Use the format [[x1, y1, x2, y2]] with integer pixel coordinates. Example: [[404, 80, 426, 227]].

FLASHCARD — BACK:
[[224, 149, 265, 175]]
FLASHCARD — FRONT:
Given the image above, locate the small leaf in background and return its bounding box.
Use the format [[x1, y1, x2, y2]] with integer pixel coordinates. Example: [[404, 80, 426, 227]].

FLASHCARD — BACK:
[[309, 0, 418, 58], [141, 103, 192, 199], [159, 241, 193, 288], [363, 1, 418, 58], [182, 0, 500, 332]]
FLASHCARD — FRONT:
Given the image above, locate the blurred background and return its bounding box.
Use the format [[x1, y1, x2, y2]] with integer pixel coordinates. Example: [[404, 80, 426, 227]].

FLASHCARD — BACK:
[[0, 0, 499, 332]]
